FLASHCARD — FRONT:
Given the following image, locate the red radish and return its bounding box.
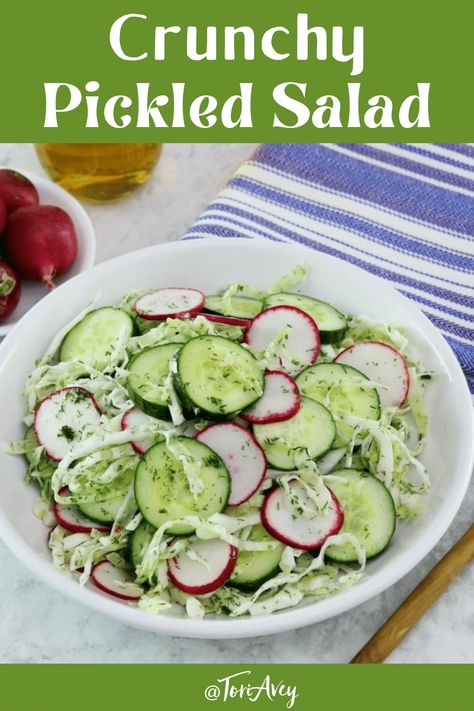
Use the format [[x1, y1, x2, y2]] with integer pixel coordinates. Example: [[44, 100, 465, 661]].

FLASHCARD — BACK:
[[34, 387, 101, 461], [53, 486, 110, 534], [245, 305, 320, 376], [0, 197, 6, 233], [335, 341, 410, 408], [261, 480, 344, 550], [241, 370, 301, 424], [91, 560, 144, 601], [134, 287, 205, 321], [121, 406, 160, 454], [168, 538, 238, 595], [0, 259, 21, 321], [196, 422, 267, 506], [202, 313, 251, 328], [0, 169, 39, 214], [5, 205, 77, 290]]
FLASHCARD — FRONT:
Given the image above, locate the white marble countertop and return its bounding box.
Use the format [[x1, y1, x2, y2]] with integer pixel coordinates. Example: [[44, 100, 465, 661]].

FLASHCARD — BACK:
[[0, 143, 472, 664]]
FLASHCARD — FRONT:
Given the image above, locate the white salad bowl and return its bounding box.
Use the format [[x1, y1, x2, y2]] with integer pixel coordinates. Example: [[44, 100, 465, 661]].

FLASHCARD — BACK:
[[0, 167, 96, 336], [0, 237, 472, 639]]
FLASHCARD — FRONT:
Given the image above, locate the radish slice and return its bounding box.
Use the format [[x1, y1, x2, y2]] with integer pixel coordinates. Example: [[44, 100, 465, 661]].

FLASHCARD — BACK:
[[53, 486, 110, 534], [244, 305, 320, 376], [134, 288, 204, 321], [334, 341, 410, 408], [91, 560, 144, 601], [121, 407, 160, 454], [34, 387, 101, 461], [202, 313, 251, 328], [241, 370, 302, 424], [168, 538, 238, 595], [196, 422, 267, 506], [261, 480, 343, 550]]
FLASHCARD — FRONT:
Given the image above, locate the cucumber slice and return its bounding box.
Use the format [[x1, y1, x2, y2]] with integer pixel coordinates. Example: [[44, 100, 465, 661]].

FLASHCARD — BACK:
[[127, 343, 181, 419], [264, 292, 347, 344], [230, 524, 284, 591], [296, 362, 381, 421], [326, 469, 396, 562], [130, 520, 156, 570], [78, 494, 134, 524], [23, 425, 56, 477], [175, 336, 264, 417], [134, 316, 158, 335], [205, 295, 263, 319], [253, 396, 336, 470], [134, 436, 230, 534], [77, 460, 137, 524], [59, 307, 134, 371], [23, 425, 39, 466]]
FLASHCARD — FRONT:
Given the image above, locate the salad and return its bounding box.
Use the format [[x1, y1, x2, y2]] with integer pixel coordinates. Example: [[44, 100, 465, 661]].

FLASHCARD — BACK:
[[3, 264, 431, 619]]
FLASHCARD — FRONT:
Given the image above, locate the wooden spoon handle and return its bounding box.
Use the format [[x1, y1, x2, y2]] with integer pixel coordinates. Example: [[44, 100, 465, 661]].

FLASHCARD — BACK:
[[351, 524, 474, 664]]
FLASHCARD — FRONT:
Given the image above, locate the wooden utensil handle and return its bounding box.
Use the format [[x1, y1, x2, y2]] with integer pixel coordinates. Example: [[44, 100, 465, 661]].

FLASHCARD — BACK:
[[351, 524, 474, 664]]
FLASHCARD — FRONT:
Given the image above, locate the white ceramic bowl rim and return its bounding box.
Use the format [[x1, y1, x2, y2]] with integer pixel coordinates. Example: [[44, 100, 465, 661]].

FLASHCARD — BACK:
[[0, 238, 472, 639]]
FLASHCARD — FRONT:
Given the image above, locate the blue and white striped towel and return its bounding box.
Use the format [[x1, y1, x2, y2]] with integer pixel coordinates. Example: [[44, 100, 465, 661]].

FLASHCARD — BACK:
[[185, 143, 474, 392]]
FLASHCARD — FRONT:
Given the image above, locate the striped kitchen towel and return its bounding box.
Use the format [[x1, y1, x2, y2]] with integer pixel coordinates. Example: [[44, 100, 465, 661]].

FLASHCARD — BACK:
[[185, 143, 474, 391]]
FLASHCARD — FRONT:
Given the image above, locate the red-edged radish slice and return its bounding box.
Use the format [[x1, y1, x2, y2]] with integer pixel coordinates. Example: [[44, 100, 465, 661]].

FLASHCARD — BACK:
[[91, 560, 144, 601], [53, 486, 110, 534], [168, 538, 238, 595], [202, 313, 251, 328], [261, 480, 343, 550], [334, 340, 410, 408], [134, 287, 205, 321], [244, 305, 320, 375], [196, 422, 267, 506], [121, 407, 159, 454], [241, 370, 302, 424], [34, 387, 101, 461]]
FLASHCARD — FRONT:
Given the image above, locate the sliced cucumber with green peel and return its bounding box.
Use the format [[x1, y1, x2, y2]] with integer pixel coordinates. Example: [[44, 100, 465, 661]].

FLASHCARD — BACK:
[[77, 460, 137, 524], [78, 494, 134, 524], [296, 362, 381, 422], [264, 292, 347, 343], [230, 524, 284, 591], [134, 436, 230, 534], [134, 316, 159, 335], [253, 396, 336, 470], [59, 307, 134, 371], [127, 343, 181, 418], [205, 295, 263, 320], [325, 468, 396, 562], [23, 425, 56, 477], [23, 425, 39, 466], [175, 335, 264, 417], [130, 520, 156, 570]]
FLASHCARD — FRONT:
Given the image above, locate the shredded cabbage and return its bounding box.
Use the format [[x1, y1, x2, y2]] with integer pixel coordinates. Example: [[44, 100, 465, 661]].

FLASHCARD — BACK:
[[1, 263, 431, 621]]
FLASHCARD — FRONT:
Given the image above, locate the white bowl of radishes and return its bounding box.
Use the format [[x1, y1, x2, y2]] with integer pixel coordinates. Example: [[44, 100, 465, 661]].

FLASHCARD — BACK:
[[0, 237, 471, 639], [0, 167, 96, 336]]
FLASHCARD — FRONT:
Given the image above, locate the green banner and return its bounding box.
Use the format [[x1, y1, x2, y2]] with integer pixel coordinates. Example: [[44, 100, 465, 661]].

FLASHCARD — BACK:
[[0, 0, 473, 141], [0, 664, 471, 709]]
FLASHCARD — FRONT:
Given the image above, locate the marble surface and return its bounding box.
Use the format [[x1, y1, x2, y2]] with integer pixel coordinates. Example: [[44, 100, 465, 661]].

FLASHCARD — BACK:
[[0, 143, 472, 664]]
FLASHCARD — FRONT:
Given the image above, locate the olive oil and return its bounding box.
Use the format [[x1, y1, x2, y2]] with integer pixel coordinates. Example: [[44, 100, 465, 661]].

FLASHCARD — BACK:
[[35, 144, 162, 202]]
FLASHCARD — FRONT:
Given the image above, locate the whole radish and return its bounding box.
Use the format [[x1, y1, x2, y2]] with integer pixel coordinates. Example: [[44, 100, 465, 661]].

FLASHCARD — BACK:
[[0, 197, 6, 234], [0, 259, 21, 320], [5, 205, 77, 290], [0, 169, 39, 214]]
